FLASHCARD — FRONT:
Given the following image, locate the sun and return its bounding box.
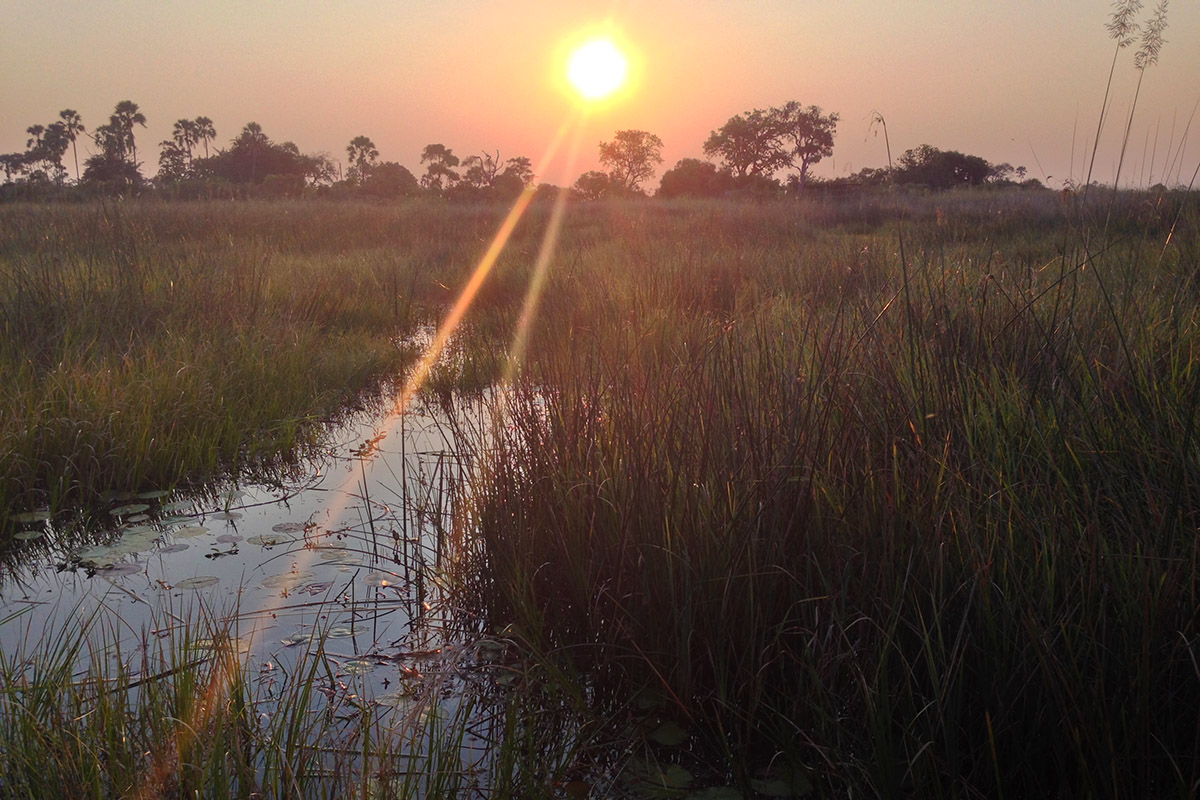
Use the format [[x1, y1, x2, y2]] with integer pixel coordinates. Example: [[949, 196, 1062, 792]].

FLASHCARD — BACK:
[[567, 37, 629, 101]]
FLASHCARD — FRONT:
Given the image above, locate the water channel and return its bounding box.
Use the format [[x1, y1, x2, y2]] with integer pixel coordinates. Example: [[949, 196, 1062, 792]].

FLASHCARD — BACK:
[[0, 375, 512, 787]]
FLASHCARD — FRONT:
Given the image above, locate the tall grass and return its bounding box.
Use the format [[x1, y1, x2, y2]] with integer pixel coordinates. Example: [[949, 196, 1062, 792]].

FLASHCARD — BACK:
[[0, 199, 554, 520], [453, 191, 1200, 796]]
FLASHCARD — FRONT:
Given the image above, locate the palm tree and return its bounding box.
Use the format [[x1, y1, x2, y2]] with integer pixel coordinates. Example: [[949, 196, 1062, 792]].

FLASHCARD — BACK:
[[194, 117, 216, 159], [172, 119, 199, 161], [111, 100, 147, 166], [58, 109, 85, 182]]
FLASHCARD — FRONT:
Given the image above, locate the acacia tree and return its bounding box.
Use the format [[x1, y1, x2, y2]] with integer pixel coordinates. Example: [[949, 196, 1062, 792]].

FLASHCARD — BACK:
[[598, 129, 663, 194], [775, 101, 838, 188], [702, 108, 789, 178], [704, 102, 838, 188], [420, 144, 460, 191], [346, 135, 379, 183]]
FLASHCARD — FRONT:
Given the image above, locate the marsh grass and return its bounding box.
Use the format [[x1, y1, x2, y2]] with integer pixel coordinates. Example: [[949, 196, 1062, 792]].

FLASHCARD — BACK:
[[0, 200, 557, 524], [450, 189, 1200, 796], [3, 189, 1200, 797]]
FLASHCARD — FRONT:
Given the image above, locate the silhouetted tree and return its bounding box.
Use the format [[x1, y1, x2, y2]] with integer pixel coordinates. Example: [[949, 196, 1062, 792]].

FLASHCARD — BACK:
[[111, 100, 147, 166], [894, 145, 993, 189], [194, 117, 216, 158], [461, 150, 503, 190], [157, 139, 191, 183], [705, 102, 838, 189], [599, 129, 663, 194], [703, 108, 788, 178], [774, 101, 838, 188], [58, 109, 85, 182], [420, 144, 460, 191], [572, 170, 612, 200], [346, 135, 379, 183], [172, 119, 199, 161], [0, 153, 25, 183], [360, 162, 419, 198], [657, 158, 733, 198], [503, 156, 534, 187], [191, 122, 326, 187]]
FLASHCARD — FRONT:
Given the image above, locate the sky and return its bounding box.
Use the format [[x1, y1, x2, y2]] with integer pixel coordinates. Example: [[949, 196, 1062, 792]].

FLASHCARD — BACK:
[[2, 1, 1198, 190]]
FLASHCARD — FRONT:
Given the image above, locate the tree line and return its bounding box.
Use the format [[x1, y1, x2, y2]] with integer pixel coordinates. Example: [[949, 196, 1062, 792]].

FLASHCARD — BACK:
[[1, 99, 1042, 202]]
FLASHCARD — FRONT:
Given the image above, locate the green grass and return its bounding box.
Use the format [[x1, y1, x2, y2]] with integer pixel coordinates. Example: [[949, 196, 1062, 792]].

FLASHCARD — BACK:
[[3, 190, 1200, 796], [0, 199, 556, 520], [451, 189, 1200, 797]]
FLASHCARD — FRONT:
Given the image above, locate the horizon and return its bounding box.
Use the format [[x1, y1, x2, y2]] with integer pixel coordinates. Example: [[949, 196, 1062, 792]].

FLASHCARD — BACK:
[[2, 1, 1198, 190]]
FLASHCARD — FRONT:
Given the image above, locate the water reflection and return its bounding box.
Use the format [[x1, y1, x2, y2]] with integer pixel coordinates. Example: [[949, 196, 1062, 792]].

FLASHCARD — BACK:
[[0, 391, 479, 700]]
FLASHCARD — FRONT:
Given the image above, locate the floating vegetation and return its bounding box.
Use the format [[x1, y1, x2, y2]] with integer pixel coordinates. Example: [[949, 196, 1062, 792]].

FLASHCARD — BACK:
[[13, 530, 44, 541], [363, 571, 396, 588], [98, 562, 144, 577], [8, 511, 51, 524], [246, 534, 289, 547], [109, 503, 150, 516], [177, 576, 220, 589], [174, 525, 209, 539], [342, 658, 375, 675], [271, 522, 306, 533], [261, 570, 316, 589]]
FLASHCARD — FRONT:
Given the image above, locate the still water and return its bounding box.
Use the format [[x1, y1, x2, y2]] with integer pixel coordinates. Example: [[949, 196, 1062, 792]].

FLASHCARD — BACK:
[[0, 388, 489, 709]]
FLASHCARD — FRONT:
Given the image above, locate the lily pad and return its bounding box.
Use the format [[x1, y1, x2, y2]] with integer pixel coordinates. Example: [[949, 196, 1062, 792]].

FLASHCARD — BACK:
[[178, 576, 220, 589], [174, 525, 209, 539], [376, 691, 415, 710], [215, 533, 243, 544], [136, 490, 172, 500], [317, 551, 362, 566], [99, 562, 144, 576], [160, 501, 193, 513], [122, 524, 156, 535], [271, 522, 306, 533], [110, 504, 150, 516], [77, 544, 116, 561], [342, 658, 375, 675], [325, 625, 355, 639], [125, 514, 151, 523], [246, 534, 288, 547], [296, 581, 335, 596], [261, 570, 315, 589], [363, 571, 396, 588], [9, 510, 51, 524], [211, 511, 242, 521], [159, 543, 190, 554], [280, 631, 315, 647], [14, 530, 45, 541]]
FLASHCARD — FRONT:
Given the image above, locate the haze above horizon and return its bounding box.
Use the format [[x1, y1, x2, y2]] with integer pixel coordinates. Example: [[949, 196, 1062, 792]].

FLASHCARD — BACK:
[[2, 0, 1197, 189]]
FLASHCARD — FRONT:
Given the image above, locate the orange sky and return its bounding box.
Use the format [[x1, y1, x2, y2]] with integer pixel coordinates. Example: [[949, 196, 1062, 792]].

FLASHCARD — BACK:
[[2, 1, 1197, 189]]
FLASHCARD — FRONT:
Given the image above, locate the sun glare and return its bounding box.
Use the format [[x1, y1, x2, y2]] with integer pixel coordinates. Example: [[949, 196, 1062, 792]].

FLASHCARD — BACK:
[[567, 37, 628, 101]]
